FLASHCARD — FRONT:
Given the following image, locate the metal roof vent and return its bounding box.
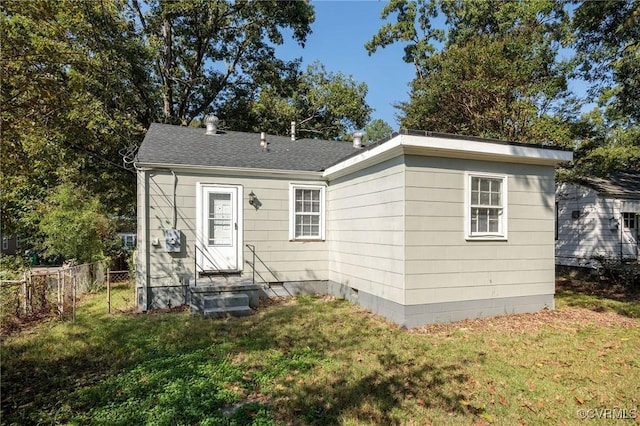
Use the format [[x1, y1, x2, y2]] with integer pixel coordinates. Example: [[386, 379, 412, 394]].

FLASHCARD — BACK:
[[353, 131, 363, 148], [204, 114, 219, 135], [260, 132, 269, 151], [291, 121, 296, 141]]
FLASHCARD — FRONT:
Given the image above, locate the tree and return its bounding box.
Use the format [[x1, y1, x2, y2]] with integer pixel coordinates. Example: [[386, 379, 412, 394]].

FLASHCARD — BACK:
[[366, 0, 573, 145], [36, 183, 120, 264], [1, 0, 151, 237], [364, 119, 394, 143], [129, 0, 315, 126], [229, 62, 372, 140], [572, 0, 640, 123], [562, 1, 640, 178]]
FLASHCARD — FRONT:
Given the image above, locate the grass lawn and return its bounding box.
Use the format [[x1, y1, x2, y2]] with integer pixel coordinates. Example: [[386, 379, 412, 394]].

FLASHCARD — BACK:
[[1, 280, 639, 425]]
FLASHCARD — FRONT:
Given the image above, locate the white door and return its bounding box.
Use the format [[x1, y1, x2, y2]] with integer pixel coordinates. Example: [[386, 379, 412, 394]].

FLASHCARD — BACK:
[[196, 185, 242, 272]]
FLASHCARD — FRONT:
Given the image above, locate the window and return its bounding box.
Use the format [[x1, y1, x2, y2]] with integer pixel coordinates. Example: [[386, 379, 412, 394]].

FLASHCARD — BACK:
[[466, 173, 508, 239], [623, 212, 636, 229], [119, 233, 137, 250], [2, 238, 8, 251], [289, 184, 325, 240]]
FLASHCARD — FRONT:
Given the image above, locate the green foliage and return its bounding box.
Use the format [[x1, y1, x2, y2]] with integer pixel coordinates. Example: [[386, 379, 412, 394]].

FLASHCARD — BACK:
[[364, 119, 394, 143], [236, 62, 372, 140], [367, 0, 572, 145], [1, 0, 147, 237], [36, 183, 119, 264], [572, 0, 640, 123], [0, 255, 28, 280], [131, 0, 315, 126]]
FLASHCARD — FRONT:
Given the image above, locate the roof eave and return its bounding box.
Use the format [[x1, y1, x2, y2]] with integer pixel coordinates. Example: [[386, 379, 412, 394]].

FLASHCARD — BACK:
[[134, 161, 325, 179], [323, 134, 573, 180]]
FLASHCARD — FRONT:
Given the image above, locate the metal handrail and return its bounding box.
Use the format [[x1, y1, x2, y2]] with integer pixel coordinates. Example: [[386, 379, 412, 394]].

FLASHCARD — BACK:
[[193, 243, 224, 286], [245, 244, 280, 287]]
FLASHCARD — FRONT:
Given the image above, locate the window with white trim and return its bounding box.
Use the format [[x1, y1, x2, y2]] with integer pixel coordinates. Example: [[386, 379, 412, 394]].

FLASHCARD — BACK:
[[289, 184, 325, 240], [466, 173, 508, 239]]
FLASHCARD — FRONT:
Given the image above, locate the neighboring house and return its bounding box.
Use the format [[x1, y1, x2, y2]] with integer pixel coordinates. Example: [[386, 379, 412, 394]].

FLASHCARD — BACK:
[[135, 120, 572, 327], [556, 171, 640, 269], [118, 233, 137, 252], [1, 235, 21, 256]]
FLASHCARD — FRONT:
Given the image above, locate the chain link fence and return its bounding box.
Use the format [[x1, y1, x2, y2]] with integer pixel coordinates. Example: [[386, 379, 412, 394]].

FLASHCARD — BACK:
[[0, 261, 130, 335]]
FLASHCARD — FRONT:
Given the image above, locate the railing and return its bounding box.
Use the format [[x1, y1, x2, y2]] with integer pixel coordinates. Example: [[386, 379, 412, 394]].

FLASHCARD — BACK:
[[245, 244, 282, 295]]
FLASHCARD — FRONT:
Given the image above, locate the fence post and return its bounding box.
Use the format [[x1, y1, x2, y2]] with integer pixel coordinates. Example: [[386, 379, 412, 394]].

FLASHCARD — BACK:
[[107, 268, 111, 314], [72, 276, 76, 324], [57, 270, 61, 315], [21, 271, 28, 315]]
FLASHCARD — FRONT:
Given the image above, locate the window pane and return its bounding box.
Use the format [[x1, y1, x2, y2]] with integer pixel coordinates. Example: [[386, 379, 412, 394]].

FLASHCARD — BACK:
[[477, 208, 488, 231], [471, 208, 501, 234], [295, 214, 320, 238], [209, 193, 232, 245], [480, 191, 490, 205], [295, 189, 321, 213]]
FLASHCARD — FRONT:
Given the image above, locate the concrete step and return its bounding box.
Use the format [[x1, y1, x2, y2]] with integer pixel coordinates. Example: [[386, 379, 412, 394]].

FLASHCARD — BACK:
[[203, 305, 252, 318], [191, 293, 253, 317], [203, 293, 249, 310]]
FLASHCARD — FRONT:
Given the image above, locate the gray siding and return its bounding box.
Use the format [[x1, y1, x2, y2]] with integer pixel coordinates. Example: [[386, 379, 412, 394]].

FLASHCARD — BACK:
[[327, 156, 406, 304], [404, 156, 556, 306], [138, 169, 329, 308]]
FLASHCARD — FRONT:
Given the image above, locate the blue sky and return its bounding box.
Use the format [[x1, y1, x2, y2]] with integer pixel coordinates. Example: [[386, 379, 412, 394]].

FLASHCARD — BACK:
[[276, 1, 593, 132], [277, 1, 415, 130]]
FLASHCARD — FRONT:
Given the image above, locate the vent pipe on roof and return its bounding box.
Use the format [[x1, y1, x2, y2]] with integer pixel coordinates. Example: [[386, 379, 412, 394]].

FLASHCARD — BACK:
[[204, 114, 219, 135], [291, 121, 296, 141], [260, 132, 269, 151], [353, 131, 364, 148]]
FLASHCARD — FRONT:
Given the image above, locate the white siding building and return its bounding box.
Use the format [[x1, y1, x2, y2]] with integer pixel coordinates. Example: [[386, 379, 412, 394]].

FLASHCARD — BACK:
[[136, 122, 572, 327], [556, 172, 640, 269]]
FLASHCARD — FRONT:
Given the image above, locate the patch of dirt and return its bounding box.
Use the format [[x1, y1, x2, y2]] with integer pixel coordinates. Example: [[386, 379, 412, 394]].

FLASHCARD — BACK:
[[142, 304, 189, 314], [410, 279, 639, 336], [410, 306, 638, 337], [556, 277, 640, 302], [0, 312, 58, 341]]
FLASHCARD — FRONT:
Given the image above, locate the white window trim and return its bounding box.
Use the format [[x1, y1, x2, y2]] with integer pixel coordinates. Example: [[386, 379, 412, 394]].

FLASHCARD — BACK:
[[289, 184, 326, 241], [464, 172, 508, 241]]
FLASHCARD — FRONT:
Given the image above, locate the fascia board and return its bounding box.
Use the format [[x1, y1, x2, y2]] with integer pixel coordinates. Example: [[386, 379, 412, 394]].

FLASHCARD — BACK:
[[322, 136, 403, 180], [400, 134, 573, 165], [135, 162, 325, 180], [323, 134, 573, 179]]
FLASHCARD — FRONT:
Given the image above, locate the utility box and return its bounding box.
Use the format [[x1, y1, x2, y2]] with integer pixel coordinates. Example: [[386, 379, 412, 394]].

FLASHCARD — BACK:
[[164, 229, 181, 253]]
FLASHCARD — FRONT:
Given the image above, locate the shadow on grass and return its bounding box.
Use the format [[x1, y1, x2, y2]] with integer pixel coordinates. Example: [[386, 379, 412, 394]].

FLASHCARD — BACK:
[[556, 279, 640, 318], [2, 296, 477, 425]]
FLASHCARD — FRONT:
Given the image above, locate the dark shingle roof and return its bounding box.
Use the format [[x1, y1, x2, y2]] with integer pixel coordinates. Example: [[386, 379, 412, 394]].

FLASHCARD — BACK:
[[575, 171, 640, 199], [136, 123, 360, 172]]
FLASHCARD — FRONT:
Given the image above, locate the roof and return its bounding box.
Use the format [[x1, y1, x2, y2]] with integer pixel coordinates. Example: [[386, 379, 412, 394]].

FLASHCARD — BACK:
[[574, 171, 640, 199], [136, 123, 360, 172], [137, 123, 573, 175]]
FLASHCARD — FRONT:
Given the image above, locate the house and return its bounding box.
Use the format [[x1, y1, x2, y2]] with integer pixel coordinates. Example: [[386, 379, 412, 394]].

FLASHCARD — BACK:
[[1, 235, 22, 256], [118, 233, 137, 252], [135, 119, 572, 327], [556, 171, 640, 269]]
